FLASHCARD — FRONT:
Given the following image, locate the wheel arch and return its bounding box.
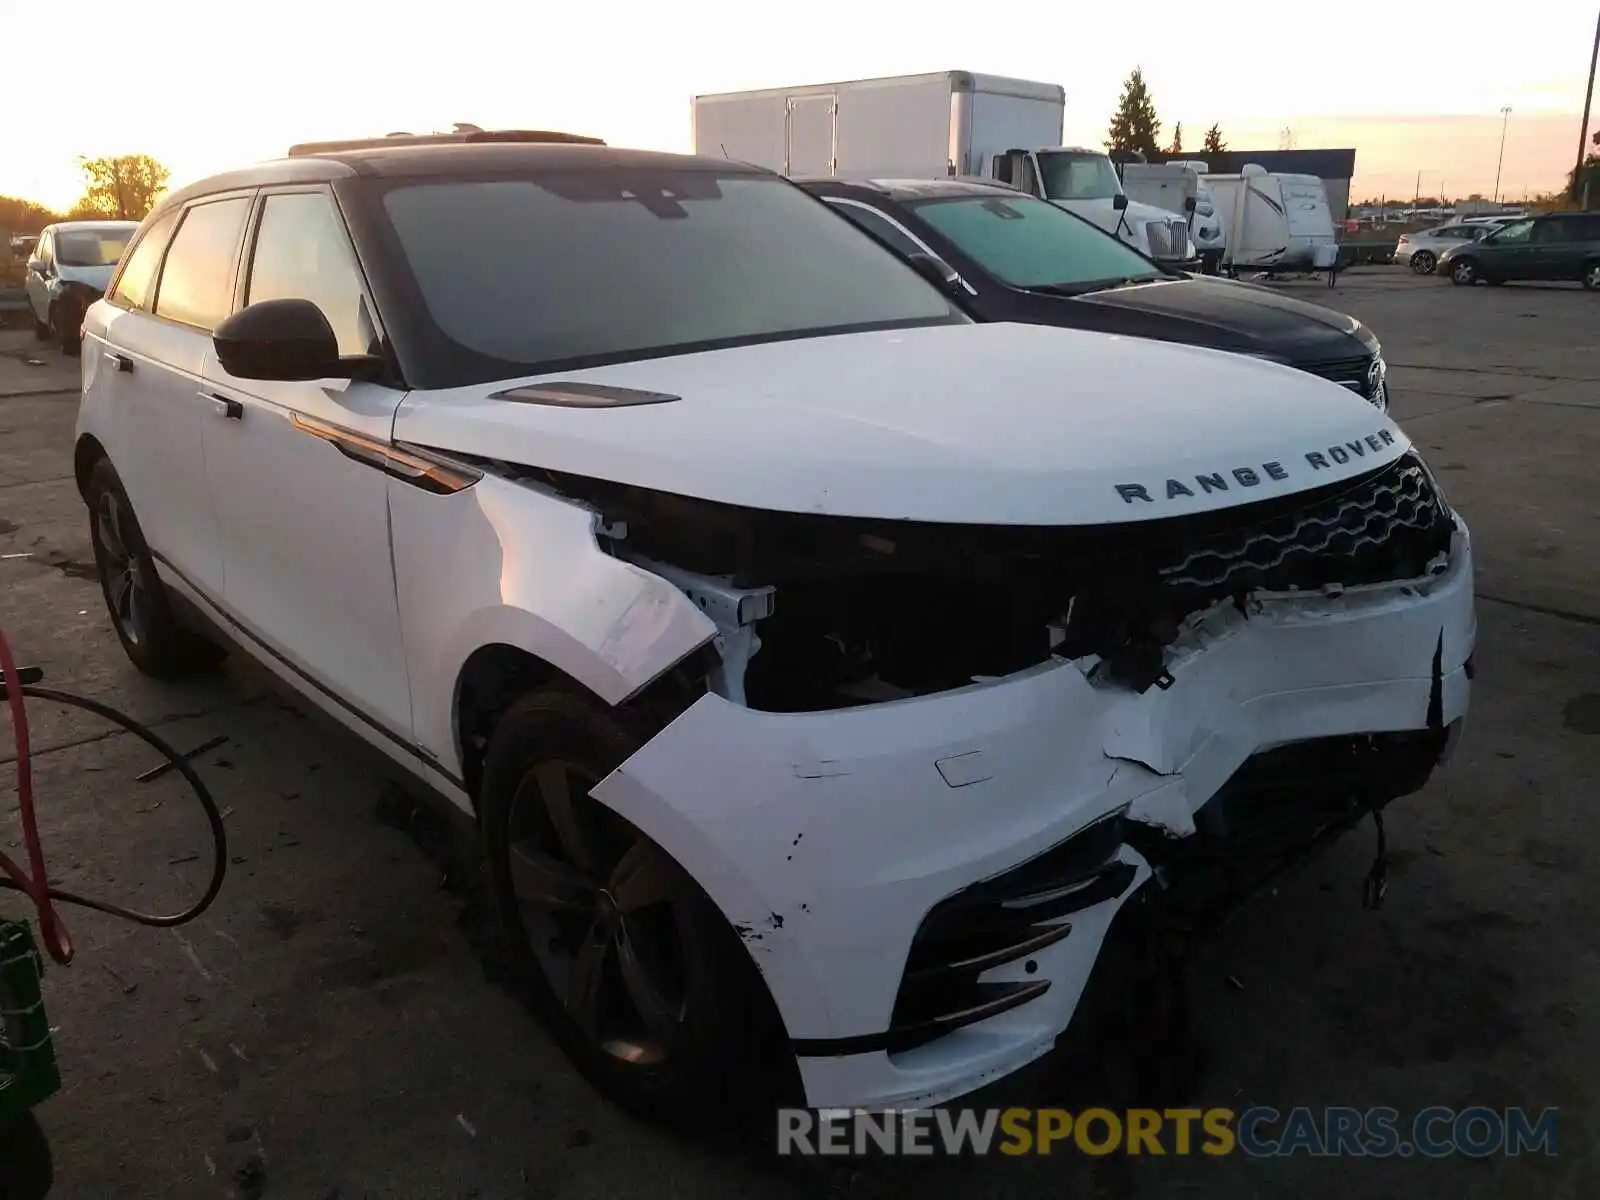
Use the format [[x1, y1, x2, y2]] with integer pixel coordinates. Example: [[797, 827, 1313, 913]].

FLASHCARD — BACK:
[[74, 433, 109, 500]]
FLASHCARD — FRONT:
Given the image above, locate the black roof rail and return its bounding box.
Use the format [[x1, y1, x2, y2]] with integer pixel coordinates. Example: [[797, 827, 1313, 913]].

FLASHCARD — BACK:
[[287, 129, 606, 156]]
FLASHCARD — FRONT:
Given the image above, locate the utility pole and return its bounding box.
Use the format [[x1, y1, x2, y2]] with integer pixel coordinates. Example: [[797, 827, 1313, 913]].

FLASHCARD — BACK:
[[1494, 106, 1512, 204], [1576, 6, 1600, 200]]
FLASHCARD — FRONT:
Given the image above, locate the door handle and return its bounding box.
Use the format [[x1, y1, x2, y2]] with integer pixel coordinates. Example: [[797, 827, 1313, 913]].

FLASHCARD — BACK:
[[111, 353, 134, 373], [207, 393, 244, 420]]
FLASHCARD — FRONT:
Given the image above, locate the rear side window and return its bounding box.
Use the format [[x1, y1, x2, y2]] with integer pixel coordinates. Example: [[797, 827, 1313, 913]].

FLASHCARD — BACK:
[[245, 191, 376, 356], [153, 198, 251, 331], [108, 211, 179, 310]]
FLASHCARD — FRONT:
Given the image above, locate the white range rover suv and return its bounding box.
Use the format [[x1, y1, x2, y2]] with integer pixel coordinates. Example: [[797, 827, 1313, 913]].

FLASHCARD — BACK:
[[73, 130, 1476, 1122]]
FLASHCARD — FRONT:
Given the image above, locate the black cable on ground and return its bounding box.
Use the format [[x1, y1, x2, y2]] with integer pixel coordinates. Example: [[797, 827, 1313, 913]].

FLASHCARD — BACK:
[[1, 682, 228, 931]]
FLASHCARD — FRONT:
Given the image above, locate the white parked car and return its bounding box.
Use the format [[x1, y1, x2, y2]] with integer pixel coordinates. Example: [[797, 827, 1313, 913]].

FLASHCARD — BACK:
[[25, 220, 138, 353], [73, 132, 1476, 1121], [1393, 220, 1500, 275]]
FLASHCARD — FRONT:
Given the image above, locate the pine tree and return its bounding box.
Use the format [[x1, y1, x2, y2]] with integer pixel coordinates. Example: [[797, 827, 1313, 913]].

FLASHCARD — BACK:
[[1106, 69, 1161, 158], [1202, 124, 1226, 154], [1168, 123, 1184, 155]]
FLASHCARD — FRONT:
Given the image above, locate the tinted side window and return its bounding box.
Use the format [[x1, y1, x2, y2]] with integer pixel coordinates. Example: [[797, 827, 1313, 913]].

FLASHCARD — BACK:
[[108, 210, 180, 311], [153, 198, 251, 331], [245, 192, 376, 356], [830, 203, 927, 259]]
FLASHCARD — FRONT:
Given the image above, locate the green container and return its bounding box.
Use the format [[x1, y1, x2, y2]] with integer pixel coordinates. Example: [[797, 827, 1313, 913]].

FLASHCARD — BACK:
[[1, 919, 59, 1121]]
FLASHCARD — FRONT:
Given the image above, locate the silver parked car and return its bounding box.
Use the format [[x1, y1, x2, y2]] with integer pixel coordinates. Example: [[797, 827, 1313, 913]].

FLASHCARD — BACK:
[[1394, 221, 1497, 275]]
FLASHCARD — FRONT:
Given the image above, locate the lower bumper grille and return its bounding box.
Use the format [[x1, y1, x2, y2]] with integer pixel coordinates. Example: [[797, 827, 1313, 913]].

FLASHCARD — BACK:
[[887, 813, 1136, 1054]]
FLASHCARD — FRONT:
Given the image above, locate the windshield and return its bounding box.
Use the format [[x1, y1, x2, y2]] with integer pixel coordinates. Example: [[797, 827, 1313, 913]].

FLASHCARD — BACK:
[[56, 228, 134, 267], [378, 169, 961, 378], [1486, 219, 1534, 244], [908, 193, 1163, 291], [1036, 152, 1124, 201]]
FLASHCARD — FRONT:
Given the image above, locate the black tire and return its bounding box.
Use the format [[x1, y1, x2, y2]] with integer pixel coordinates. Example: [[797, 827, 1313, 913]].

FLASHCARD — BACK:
[[85, 457, 226, 679], [1410, 250, 1435, 275], [480, 686, 796, 1126], [53, 297, 82, 356], [0, 1112, 54, 1200], [1450, 257, 1478, 286]]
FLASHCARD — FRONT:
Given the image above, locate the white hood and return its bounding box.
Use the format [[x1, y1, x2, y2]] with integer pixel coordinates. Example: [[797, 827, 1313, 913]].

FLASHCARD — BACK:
[[395, 322, 1413, 527]]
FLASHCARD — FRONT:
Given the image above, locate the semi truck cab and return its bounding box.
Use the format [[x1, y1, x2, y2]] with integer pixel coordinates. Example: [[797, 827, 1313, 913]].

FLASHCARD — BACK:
[[991, 147, 1200, 271]]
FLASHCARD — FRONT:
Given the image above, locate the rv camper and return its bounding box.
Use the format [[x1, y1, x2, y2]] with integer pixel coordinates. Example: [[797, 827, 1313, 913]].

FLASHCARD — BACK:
[[1206, 166, 1339, 274]]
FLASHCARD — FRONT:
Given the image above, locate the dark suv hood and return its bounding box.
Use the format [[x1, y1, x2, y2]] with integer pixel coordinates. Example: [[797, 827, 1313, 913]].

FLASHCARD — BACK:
[[1069, 275, 1375, 362]]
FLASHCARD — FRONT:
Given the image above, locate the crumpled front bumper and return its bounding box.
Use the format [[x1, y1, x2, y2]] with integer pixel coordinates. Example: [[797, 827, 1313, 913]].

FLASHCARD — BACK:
[[594, 520, 1475, 1112]]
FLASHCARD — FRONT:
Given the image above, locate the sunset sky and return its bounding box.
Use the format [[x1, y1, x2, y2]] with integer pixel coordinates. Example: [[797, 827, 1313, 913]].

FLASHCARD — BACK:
[[7, 0, 1597, 211]]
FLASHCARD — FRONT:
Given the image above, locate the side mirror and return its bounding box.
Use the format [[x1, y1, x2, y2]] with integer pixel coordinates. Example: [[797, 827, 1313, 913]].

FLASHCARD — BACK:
[[1113, 193, 1129, 212], [905, 252, 963, 293], [213, 298, 365, 382]]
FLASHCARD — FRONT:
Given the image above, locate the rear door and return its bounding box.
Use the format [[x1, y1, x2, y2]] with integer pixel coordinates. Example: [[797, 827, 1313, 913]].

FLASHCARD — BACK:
[[200, 185, 414, 741], [91, 196, 252, 601], [1532, 215, 1593, 280], [785, 94, 837, 175]]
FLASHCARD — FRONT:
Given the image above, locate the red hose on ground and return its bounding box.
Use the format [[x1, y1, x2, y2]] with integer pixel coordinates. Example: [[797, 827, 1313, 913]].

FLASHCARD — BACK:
[[0, 628, 74, 964]]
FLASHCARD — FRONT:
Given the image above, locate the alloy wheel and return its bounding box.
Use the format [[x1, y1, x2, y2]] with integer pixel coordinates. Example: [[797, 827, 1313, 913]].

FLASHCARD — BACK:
[[93, 490, 146, 647], [1585, 263, 1600, 291], [507, 759, 689, 1065], [1452, 260, 1476, 285], [1411, 252, 1435, 275]]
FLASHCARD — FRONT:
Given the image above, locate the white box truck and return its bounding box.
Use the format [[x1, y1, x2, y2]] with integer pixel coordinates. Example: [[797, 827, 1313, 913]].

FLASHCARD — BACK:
[[691, 71, 1197, 269]]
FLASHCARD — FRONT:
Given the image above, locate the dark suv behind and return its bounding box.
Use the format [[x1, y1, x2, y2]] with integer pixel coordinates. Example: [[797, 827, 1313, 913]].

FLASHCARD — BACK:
[[1437, 212, 1600, 289]]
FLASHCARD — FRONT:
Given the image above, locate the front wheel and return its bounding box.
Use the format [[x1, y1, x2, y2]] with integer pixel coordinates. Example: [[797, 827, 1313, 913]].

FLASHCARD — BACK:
[[52, 298, 82, 356], [1410, 250, 1436, 275], [1450, 258, 1478, 286], [480, 688, 795, 1126], [1584, 262, 1600, 292]]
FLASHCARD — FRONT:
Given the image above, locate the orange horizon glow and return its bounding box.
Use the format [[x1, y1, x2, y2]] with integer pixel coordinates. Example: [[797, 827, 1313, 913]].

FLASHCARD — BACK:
[[6, 1, 1595, 213]]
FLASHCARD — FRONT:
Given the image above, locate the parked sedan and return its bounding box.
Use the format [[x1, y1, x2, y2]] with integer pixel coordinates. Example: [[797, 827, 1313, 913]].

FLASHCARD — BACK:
[[1393, 220, 1494, 275], [799, 177, 1390, 409], [1436, 212, 1600, 289], [25, 220, 139, 353]]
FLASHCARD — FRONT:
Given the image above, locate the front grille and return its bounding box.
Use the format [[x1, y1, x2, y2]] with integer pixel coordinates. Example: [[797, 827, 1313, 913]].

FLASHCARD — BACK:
[[1298, 354, 1373, 395], [1146, 222, 1173, 258], [886, 812, 1137, 1055], [1158, 452, 1453, 600]]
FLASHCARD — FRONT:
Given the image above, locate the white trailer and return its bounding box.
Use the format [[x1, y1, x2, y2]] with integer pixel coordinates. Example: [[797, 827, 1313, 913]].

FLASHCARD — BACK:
[[692, 70, 1064, 180], [692, 72, 1197, 268], [1206, 166, 1340, 274]]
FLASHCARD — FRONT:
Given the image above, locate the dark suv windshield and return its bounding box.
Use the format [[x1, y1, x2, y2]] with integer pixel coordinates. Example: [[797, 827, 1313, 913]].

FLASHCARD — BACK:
[[377, 168, 962, 380], [909, 193, 1164, 291], [56, 228, 134, 267]]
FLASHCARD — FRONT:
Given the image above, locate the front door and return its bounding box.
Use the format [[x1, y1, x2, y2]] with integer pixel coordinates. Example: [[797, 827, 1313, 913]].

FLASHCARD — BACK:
[[1476, 217, 1537, 279], [200, 186, 413, 743]]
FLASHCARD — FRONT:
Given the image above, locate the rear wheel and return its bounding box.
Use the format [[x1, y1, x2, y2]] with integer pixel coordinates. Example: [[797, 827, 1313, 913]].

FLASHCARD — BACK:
[[86, 458, 226, 678], [1410, 250, 1436, 275], [1584, 262, 1600, 292], [1450, 258, 1478, 286], [480, 687, 795, 1126]]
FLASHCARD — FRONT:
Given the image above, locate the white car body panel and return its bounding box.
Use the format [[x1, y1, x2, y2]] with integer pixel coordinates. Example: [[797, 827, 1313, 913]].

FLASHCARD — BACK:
[[25, 220, 138, 327], [595, 526, 1474, 1109], [396, 322, 1410, 527]]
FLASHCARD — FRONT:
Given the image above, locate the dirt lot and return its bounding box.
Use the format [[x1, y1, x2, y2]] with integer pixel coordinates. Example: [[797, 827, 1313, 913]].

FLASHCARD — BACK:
[[2, 271, 1598, 1199]]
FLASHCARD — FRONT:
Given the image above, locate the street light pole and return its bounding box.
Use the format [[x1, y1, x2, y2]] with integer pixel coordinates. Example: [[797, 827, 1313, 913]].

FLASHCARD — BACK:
[[1576, 7, 1600, 199], [1494, 106, 1512, 204]]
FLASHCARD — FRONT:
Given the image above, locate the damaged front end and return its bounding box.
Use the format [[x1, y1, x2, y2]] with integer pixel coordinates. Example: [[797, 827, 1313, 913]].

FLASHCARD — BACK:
[[494, 447, 1473, 1111]]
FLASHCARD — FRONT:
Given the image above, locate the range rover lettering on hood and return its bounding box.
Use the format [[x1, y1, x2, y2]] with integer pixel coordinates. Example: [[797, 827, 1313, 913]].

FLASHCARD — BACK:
[[1115, 427, 1398, 506]]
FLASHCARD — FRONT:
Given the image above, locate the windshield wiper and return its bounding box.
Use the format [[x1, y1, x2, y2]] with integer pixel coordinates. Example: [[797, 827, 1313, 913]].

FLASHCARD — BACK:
[[1029, 276, 1160, 297]]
